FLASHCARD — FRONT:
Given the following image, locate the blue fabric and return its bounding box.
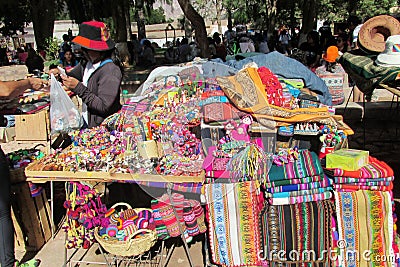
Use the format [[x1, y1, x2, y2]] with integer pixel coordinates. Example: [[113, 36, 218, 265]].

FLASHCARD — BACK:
[[210, 52, 332, 105], [202, 61, 238, 79]]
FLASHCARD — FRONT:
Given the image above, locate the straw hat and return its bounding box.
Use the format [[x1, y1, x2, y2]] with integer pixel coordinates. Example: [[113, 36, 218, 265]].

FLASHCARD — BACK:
[[358, 15, 400, 53], [376, 35, 400, 67], [323, 46, 339, 63], [72, 21, 115, 51]]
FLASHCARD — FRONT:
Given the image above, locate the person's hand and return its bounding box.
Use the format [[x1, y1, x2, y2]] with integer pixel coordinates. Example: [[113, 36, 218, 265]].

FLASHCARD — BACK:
[[28, 77, 47, 90], [48, 68, 60, 77], [61, 75, 79, 90]]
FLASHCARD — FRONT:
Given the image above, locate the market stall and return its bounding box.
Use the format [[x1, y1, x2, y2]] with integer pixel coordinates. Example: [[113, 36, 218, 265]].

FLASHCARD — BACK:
[[22, 52, 400, 267]]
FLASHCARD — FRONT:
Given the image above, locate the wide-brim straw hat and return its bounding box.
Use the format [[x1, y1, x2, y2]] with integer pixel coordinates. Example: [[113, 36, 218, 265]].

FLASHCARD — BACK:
[[72, 21, 115, 51], [358, 15, 400, 53]]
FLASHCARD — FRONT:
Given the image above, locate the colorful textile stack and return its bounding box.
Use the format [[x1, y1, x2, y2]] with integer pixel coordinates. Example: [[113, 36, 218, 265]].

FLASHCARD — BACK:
[[265, 149, 332, 205], [334, 190, 399, 267], [330, 156, 394, 192], [150, 193, 206, 241], [259, 200, 334, 266], [204, 181, 263, 267]]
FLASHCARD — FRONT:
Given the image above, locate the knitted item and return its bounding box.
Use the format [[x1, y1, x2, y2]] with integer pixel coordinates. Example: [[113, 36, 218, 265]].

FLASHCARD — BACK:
[[191, 200, 207, 233], [106, 225, 118, 237], [123, 222, 137, 237], [109, 213, 119, 224], [151, 199, 170, 240], [121, 209, 138, 221], [183, 205, 199, 236], [159, 202, 180, 237]]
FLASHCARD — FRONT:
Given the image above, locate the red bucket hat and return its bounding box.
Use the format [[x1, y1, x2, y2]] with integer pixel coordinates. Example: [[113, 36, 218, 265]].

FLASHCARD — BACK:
[[72, 21, 115, 51]]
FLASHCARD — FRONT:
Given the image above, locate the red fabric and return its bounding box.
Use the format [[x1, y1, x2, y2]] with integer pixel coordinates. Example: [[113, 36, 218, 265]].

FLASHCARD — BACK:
[[257, 66, 284, 107]]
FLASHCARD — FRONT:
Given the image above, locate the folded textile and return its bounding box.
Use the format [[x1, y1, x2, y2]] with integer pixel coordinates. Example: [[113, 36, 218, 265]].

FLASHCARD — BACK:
[[216, 67, 353, 135], [334, 176, 394, 184], [332, 156, 394, 178], [334, 180, 392, 186], [260, 200, 334, 264], [268, 191, 332, 205], [266, 187, 332, 198], [204, 181, 263, 266], [265, 174, 326, 187], [334, 190, 395, 267], [266, 179, 331, 193], [333, 183, 393, 192], [268, 150, 323, 181], [135, 181, 203, 194], [203, 102, 246, 123], [338, 51, 400, 95]]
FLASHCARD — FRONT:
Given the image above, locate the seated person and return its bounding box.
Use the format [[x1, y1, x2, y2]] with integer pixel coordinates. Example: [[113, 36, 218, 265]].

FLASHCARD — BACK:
[[60, 49, 78, 71]]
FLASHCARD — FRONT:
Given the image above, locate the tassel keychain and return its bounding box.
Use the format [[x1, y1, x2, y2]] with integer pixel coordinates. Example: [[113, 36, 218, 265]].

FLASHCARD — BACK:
[[227, 144, 268, 182]]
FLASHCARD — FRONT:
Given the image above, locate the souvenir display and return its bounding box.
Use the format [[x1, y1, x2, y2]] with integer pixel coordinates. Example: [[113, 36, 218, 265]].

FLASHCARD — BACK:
[[21, 56, 400, 267]]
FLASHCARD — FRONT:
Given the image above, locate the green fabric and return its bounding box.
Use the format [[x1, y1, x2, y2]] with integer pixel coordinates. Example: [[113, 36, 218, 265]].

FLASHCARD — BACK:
[[16, 259, 41, 267], [339, 52, 400, 94]]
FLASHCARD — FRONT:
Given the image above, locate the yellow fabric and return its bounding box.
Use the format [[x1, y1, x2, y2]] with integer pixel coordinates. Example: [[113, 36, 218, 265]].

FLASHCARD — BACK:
[[216, 67, 354, 135]]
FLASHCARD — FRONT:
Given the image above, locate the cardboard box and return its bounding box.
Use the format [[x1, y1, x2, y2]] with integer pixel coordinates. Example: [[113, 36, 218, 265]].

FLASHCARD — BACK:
[[326, 148, 369, 171], [15, 109, 49, 141]]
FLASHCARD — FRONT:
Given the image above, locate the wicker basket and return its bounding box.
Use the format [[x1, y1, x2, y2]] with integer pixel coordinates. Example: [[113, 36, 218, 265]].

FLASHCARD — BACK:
[[94, 203, 157, 257]]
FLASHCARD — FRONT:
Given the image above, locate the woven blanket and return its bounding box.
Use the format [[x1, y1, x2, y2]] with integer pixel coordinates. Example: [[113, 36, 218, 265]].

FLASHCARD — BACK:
[[268, 150, 323, 181], [265, 174, 326, 187], [266, 180, 331, 193], [204, 182, 263, 266], [260, 200, 334, 264], [339, 52, 400, 95], [334, 190, 394, 267], [268, 191, 332, 205], [266, 187, 332, 198], [333, 183, 393, 192], [334, 176, 394, 184], [333, 157, 394, 178], [216, 67, 353, 135]]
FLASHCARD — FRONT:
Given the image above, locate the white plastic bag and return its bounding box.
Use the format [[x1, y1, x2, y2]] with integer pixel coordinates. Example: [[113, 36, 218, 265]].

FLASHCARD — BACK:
[[50, 74, 82, 134]]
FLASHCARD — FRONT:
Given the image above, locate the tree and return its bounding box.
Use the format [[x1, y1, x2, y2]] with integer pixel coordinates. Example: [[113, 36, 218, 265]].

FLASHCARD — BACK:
[[177, 0, 210, 58], [0, 1, 31, 36]]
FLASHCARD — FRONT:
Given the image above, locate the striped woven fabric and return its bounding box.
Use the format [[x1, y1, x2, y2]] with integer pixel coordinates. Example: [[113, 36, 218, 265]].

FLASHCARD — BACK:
[[268, 150, 324, 181], [333, 157, 394, 178], [204, 181, 263, 266], [260, 200, 334, 265], [266, 180, 331, 193], [268, 191, 332, 205], [334, 190, 395, 267], [334, 176, 394, 184]]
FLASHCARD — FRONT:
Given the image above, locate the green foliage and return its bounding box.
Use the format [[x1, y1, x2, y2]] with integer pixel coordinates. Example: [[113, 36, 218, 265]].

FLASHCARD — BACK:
[[145, 7, 167, 24], [0, 1, 31, 36], [130, 6, 170, 25], [44, 37, 61, 61]]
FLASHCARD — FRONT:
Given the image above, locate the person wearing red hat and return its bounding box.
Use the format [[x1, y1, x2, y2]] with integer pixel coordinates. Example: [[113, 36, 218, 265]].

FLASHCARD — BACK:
[[61, 21, 123, 128]]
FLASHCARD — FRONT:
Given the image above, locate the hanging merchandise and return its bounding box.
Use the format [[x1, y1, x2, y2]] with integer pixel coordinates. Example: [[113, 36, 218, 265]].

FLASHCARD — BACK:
[[62, 182, 108, 249]]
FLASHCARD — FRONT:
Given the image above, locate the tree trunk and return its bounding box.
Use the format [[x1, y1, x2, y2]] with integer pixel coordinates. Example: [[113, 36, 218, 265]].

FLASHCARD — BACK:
[[29, 0, 55, 49], [177, 0, 210, 58], [216, 0, 222, 34], [265, 0, 278, 35], [136, 0, 146, 40], [112, 0, 128, 42], [300, 0, 316, 35]]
